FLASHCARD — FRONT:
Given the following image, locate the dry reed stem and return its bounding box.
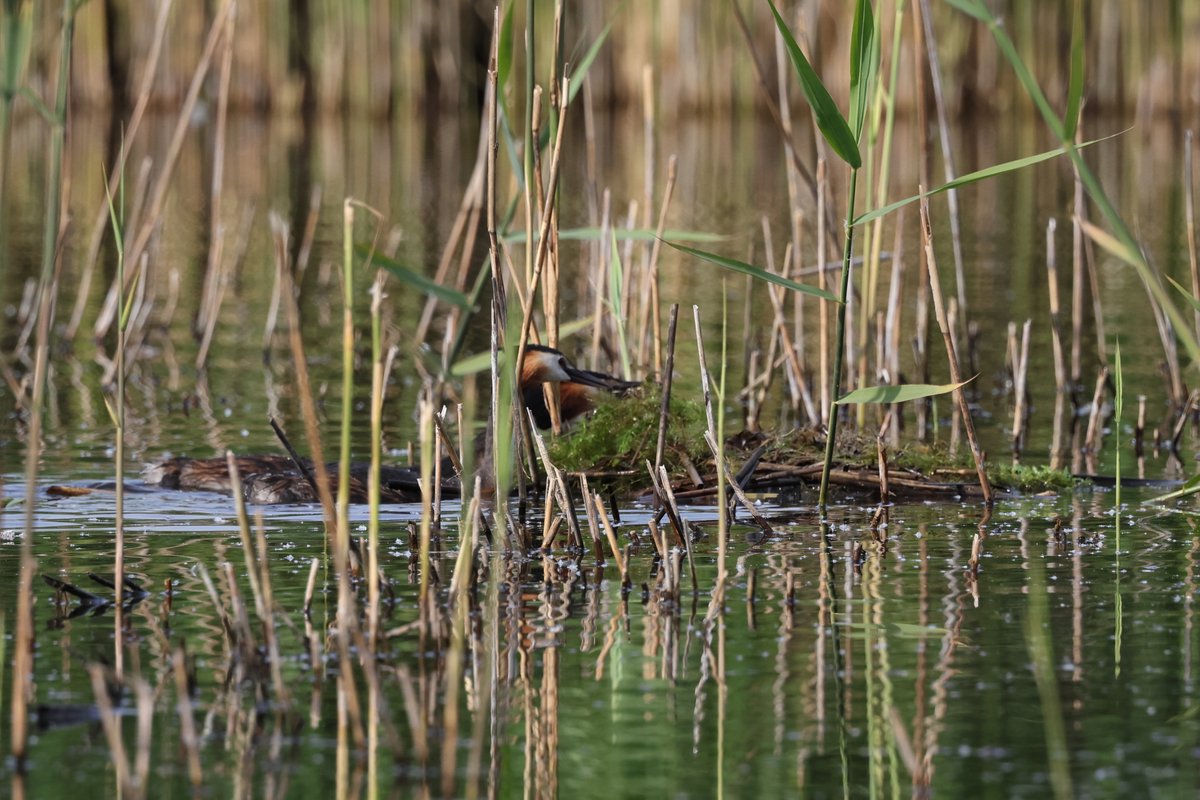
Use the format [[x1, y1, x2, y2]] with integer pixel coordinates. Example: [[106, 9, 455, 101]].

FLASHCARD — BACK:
[[303, 556, 320, 616], [65, 0, 173, 341], [93, 0, 235, 340], [1187, 130, 1199, 340], [918, 0, 968, 324], [254, 512, 290, 708], [197, 0, 235, 362], [514, 74, 571, 399], [1083, 367, 1110, 456], [225, 452, 266, 620], [642, 155, 678, 377], [172, 646, 203, 789], [368, 269, 387, 647], [273, 216, 337, 536], [1070, 169, 1086, 385], [88, 665, 135, 798], [1011, 320, 1032, 459], [592, 493, 627, 585], [919, 193, 992, 505], [1045, 219, 1068, 394], [704, 431, 773, 536], [654, 304, 680, 472], [132, 678, 154, 794], [658, 464, 698, 595], [762, 223, 817, 425]]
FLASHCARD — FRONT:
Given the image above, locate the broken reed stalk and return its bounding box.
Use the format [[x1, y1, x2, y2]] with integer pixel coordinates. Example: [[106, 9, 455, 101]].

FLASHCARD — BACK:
[[592, 493, 628, 588], [1011, 320, 1032, 459], [12, 0, 76, 767], [919, 193, 992, 505], [1084, 367, 1110, 457], [303, 556, 320, 617], [1045, 218, 1068, 393], [418, 390, 435, 602]]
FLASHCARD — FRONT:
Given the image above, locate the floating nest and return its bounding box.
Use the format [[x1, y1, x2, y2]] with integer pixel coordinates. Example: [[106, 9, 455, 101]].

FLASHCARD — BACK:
[[549, 387, 1077, 501]]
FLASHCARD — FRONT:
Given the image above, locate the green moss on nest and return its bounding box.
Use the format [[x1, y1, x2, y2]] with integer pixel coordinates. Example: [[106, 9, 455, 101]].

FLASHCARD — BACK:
[[548, 387, 707, 480], [547, 399, 1076, 497], [985, 463, 1078, 493]]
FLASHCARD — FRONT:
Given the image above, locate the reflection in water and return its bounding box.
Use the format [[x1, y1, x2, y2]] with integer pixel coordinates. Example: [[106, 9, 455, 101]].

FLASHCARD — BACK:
[[4, 483, 1200, 796]]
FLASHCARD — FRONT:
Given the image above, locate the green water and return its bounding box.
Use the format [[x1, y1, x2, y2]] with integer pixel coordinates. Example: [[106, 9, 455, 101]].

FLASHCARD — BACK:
[[3, 105, 1200, 797], [3, 488, 1199, 797]]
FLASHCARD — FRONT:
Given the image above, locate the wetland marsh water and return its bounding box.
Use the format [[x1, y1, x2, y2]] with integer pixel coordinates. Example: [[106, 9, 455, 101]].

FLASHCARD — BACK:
[[3, 107, 1200, 797]]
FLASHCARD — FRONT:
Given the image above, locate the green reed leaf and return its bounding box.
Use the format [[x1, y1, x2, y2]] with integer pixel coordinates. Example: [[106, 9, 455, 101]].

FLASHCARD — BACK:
[[1063, 0, 1085, 140], [853, 134, 1117, 226], [497, 0, 515, 94], [666, 241, 840, 302], [1146, 472, 1200, 504], [848, 0, 877, 141], [358, 245, 471, 309], [567, 15, 615, 104], [943, 0, 989, 22], [766, 0, 861, 168], [1165, 274, 1200, 313], [504, 226, 723, 245], [835, 379, 970, 405]]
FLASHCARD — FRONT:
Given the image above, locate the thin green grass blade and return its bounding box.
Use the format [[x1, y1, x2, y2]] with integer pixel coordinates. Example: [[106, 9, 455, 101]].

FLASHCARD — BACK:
[[835, 379, 970, 405], [848, 0, 876, 141], [1145, 472, 1200, 504], [1063, 0, 1085, 140], [566, 14, 616, 104], [1166, 274, 1200, 313], [1076, 217, 1142, 268], [358, 245, 471, 309], [666, 241, 839, 302], [1114, 341, 1123, 545], [450, 316, 594, 376], [766, 0, 861, 168], [944, 0, 989, 22], [504, 226, 724, 244], [497, 0, 515, 95], [854, 134, 1117, 226]]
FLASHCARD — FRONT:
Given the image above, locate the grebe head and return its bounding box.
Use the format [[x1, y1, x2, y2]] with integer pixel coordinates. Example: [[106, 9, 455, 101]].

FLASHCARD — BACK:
[[519, 344, 641, 429], [520, 344, 624, 391]]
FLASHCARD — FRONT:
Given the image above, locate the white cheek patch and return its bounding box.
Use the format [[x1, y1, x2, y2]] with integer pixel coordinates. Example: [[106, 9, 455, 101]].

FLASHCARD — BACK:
[[543, 362, 571, 382]]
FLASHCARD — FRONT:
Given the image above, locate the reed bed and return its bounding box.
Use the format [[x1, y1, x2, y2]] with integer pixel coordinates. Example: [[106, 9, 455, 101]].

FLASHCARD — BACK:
[[5, 1, 1200, 117], [4, 0, 1200, 796]]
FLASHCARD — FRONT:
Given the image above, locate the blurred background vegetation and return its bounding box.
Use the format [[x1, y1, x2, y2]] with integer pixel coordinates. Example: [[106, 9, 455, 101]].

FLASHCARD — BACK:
[[8, 0, 1200, 117]]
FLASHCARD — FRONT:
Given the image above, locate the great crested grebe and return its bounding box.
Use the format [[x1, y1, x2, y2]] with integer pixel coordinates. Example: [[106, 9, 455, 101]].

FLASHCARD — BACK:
[[143, 345, 639, 504]]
